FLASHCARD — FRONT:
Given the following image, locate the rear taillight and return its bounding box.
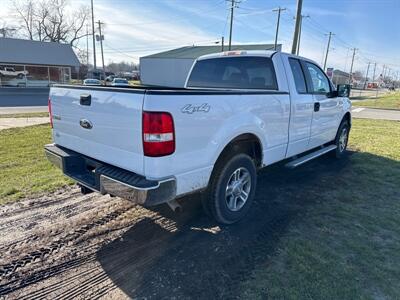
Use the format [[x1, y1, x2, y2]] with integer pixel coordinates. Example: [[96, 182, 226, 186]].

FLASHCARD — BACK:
[[48, 97, 53, 128], [142, 111, 175, 157]]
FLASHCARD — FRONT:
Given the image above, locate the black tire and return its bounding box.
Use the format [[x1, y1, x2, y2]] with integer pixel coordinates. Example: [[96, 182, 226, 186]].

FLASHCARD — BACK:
[[203, 153, 257, 224], [332, 120, 350, 158]]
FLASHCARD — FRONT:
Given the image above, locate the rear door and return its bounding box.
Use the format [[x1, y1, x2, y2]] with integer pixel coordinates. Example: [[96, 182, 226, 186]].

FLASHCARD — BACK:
[[50, 87, 145, 174], [302, 61, 341, 148]]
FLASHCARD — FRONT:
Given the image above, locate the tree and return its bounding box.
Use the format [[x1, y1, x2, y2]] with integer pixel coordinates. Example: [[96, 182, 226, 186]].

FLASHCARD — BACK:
[[107, 61, 139, 74], [13, 0, 89, 47]]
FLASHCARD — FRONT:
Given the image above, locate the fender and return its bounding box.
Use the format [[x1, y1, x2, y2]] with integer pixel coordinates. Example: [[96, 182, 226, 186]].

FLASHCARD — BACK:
[[206, 112, 268, 166]]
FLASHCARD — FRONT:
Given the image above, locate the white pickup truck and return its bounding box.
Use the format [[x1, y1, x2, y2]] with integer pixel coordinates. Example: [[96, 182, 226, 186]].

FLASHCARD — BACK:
[[45, 50, 351, 224], [0, 67, 28, 78]]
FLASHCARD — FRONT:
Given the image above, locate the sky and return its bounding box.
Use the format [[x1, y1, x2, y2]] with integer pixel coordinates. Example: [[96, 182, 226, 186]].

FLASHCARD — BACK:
[[1, 0, 400, 76]]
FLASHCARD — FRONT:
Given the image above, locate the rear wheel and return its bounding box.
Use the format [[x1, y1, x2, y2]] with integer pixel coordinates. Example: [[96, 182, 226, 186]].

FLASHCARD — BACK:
[[332, 120, 350, 158], [203, 153, 257, 224]]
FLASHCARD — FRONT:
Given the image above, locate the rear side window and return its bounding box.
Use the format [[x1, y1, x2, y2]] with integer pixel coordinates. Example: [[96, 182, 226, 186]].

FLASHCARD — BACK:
[[289, 58, 307, 94], [187, 57, 278, 90]]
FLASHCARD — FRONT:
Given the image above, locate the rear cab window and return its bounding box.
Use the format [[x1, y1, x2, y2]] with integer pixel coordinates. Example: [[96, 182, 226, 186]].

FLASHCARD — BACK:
[[289, 58, 307, 94], [186, 56, 278, 90]]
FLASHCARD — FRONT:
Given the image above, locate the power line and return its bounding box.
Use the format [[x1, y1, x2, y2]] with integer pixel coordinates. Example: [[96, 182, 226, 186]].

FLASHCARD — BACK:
[[104, 1, 226, 28]]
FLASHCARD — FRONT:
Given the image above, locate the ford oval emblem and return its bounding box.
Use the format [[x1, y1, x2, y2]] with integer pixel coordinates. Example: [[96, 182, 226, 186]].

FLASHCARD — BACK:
[[80, 119, 93, 129]]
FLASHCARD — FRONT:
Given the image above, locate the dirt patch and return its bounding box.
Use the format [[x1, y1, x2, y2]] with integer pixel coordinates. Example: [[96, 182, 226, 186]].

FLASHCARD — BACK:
[[0, 155, 351, 299]]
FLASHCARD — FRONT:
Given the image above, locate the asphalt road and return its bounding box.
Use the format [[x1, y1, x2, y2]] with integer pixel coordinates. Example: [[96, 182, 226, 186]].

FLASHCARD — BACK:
[[0, 88, 49, 107]]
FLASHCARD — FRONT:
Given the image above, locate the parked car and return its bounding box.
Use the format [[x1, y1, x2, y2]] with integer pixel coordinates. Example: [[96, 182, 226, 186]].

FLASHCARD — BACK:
[[111, 78, 129, 87], [105, 75, 115, 82], [0, 67, 28, 78], [83, 79, 101, 86], [6, 76, 54, 87], [45, 50, 352, 224]]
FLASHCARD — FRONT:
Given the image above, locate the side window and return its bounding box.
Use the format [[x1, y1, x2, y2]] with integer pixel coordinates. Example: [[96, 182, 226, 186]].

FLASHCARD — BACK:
[[289, 58, 307, 93], [305, 62, 331, 93]]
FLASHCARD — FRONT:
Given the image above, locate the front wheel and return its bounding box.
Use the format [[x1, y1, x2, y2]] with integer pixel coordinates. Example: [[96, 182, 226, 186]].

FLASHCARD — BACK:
[[204, 153, 257, 224], [332, 120, 350, 158]]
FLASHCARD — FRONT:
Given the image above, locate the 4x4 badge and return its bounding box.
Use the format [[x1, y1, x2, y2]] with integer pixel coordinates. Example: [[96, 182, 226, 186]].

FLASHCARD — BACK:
[[181, 103, 210, 114]]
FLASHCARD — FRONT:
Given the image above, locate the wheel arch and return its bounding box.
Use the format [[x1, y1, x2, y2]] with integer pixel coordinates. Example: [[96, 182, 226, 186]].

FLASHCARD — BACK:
[[212, 132, 263, 171], [342, 111, 351, 127]]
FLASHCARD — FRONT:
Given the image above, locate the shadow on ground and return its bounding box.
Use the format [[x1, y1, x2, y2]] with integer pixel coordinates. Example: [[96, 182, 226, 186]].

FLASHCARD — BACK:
[[96, 152, 362, 299]]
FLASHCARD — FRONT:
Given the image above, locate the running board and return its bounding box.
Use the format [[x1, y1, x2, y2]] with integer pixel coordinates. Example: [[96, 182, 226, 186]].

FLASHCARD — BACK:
[[285, 145, 337, 169]]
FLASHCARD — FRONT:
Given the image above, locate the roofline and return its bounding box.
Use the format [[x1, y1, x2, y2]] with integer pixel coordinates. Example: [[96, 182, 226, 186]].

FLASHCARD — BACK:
[[0, 37, 75, 47], [0, 61, 79, 67]]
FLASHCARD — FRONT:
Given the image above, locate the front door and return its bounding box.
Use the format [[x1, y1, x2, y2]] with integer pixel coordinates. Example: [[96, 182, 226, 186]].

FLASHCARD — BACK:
[[285, 57, 314, 157], [303, 62, 341, 149]]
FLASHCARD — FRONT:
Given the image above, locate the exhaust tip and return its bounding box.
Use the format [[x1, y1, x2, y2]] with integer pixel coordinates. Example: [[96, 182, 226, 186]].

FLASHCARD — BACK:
[[167, 200, 182, 213]]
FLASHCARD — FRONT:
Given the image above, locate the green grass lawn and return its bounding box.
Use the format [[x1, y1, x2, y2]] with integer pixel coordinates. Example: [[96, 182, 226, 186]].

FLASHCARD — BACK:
[[0, 124, 72, 204], [241, 118, 400, 299], [0, 112, 49, 118], [353, 91, 400, 110]]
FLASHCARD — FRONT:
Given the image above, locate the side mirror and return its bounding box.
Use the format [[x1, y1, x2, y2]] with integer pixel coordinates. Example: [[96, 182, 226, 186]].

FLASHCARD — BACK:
[[326, 90, 338, 98], [337, 84, 351, 97]]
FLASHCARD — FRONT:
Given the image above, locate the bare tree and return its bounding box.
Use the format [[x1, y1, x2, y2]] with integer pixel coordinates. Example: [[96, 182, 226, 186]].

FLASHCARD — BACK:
[[13, 0, 89, 47]]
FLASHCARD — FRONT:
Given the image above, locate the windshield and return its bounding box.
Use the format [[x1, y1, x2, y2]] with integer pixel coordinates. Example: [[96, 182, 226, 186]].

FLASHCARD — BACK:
[[187, 56, 278, 90]]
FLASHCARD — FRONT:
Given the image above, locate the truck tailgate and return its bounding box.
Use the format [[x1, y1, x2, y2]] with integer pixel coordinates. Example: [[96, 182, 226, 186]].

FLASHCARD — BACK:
[[50, 87, 145, 175]]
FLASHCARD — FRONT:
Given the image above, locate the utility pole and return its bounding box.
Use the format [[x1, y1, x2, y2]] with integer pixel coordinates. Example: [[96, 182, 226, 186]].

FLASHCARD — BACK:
[[296, 14, 309, 55], [273, 7, 286, 51], [291, 0, 303, 54], [323, 32, 334, 71], [372, 62, 377, 82], [221, 36, 225, 52], [91, 0, 97, 71], [363, 62, 371, 90], [97, 20, 106, 82], [0, 27, 16, 38], [348, 48, 358, 84], [228, 0, 238, 50], [86, 24, 89, 66]]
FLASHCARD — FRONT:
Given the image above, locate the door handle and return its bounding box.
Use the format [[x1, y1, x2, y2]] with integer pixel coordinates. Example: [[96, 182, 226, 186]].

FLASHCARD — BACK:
[[314, 102, 320, 112], [80, 94, 91, 106]]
